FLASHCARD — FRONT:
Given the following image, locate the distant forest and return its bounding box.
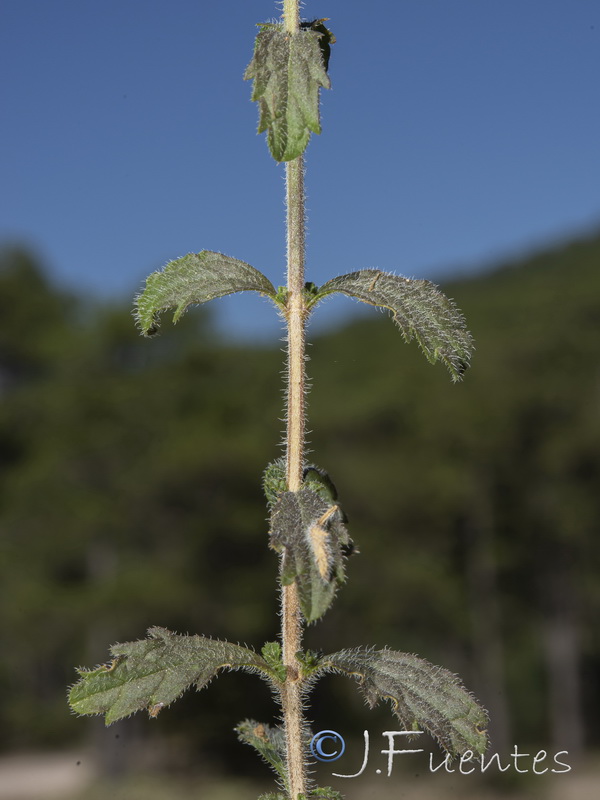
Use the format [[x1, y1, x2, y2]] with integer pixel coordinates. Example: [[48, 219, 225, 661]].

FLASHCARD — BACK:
[[1, 232, 599, 775]]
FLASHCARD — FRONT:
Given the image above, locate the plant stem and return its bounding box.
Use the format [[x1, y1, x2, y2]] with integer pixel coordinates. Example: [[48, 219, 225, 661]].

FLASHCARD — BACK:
[[282, 0, 300, 33], [281, 153, 308, 800], [285, 156, 307, 494], [280, 5, 308, 794]]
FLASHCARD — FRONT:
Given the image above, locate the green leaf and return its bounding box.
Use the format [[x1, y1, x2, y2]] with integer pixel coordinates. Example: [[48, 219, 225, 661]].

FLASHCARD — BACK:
[[261, 641, 287, 683], [320, 648, 488, 756], [302, 465, 343, 511], [135, 251, 276, 336], [236, 719, 288, 790], [299, 19, 336, 72], [258, 795, 287, 800], [264, 459, 347, 519], [244, 23, 332, 162], [312, 270, 474, 381], [269, 487, 351, 623], [69, 627, 272, 725], [263, 458, 289, 509], [296, 649, 323, 678], [304, 789, 344, 800]]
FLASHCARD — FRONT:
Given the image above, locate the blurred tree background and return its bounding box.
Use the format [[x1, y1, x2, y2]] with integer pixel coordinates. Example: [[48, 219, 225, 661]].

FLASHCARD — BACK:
[[0, 233, 599, 783]]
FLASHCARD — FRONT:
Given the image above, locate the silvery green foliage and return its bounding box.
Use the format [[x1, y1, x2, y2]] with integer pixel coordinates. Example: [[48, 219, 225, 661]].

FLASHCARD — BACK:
[[320, 648, 488, 756], [244, 23, 331, 162], [69, 10, 486, 798], [135, 251, 276, 336], [264, 459, 352, 622], [236, 719, 288, 791], [269, 488, 351, 623], [68, 627, 272, 725], [311, 270, 474, 381]]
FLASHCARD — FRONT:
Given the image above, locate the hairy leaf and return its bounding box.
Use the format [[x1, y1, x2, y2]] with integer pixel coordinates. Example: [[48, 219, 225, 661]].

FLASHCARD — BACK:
[[299, 20, 336, 72], [263, 459, 345, 516], [263, 458, 289, 509], [321, 648, 488, 756], [304, 790, 344, 800], [236, 719, 288, 789], [244, 24, 331, 162], [135, 251, 276, 336], [312, 270, 474, 381], [69, 627, 271, 725], [296, 649, 323, 678], [302, 465, 344, 514], [269, 488, 351, 623], [258, 795, 287, 800], [261, 641, 287, 683]]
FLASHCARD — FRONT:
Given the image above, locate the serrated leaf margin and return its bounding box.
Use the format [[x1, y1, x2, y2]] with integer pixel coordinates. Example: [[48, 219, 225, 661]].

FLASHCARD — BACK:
[[311, 270, 474, 381], [318, 646, 488, 757], [69, 627, 274, 725], [134, 251, 277, 336], [244, 24, 331, 162]]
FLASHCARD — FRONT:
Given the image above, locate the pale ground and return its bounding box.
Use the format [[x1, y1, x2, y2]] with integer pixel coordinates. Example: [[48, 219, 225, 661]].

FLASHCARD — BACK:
[[0, 751, 599, 800], [0, 752, 94, 800]]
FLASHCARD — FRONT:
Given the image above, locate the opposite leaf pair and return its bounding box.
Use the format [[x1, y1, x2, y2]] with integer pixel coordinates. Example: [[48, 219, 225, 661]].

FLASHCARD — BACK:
[[135, 250, 473, 382], [69, 627, 488, 766]]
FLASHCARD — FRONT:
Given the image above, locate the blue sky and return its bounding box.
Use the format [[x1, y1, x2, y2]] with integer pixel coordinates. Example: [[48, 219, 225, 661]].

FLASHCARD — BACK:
[[2, 0, 599, 339]]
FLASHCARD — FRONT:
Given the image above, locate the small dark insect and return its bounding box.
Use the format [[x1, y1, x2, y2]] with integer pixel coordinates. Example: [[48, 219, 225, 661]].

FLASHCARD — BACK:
[[299, 18, 335, 72]]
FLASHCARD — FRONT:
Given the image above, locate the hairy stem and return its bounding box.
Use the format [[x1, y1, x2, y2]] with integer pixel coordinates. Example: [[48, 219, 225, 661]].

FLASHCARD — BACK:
[[285, 156, 307, 493], [282, 0, 300, 34], [281, 153, 308, 800], [280, 8, 308, 792], [280, 4, 308, 797]]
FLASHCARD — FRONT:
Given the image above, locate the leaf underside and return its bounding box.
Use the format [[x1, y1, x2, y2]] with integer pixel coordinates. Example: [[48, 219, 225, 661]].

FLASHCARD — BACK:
[[68, 627, 271, 725], [269, 487, 351, 623], [135, 251, 276, 335], [244, 24, 331, 162], [236, 719, 288, 790], [313, 270, 474, 381], [321, 648, 488, 756]]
